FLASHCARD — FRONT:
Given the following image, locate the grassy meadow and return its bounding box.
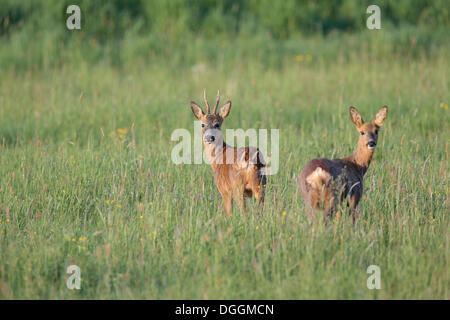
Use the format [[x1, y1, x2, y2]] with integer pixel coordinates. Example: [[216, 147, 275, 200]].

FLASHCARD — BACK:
[[0, 24, 449, 298]]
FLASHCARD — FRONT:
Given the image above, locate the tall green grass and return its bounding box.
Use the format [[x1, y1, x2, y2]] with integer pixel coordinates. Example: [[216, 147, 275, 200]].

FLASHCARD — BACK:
[[0, 36, 448, 298]]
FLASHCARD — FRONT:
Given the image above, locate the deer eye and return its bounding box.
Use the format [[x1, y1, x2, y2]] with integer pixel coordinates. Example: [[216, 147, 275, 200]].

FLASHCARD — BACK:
[[375, 129, 378, 135], [360, 131, 365, 135], [201, 124, 205, 128], [214, 123, 220, 128]]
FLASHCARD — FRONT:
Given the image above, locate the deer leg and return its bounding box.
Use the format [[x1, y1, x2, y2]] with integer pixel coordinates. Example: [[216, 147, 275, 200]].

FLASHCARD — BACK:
[[305, 201, 315, 222], [323, 193, 336, 226], [232, 188, 246, 214], [303, 190, 319, 222], [349, 195, 360, 225], [242, 195, 247, 213], [222, 192, 232, 217], [351, 207, 360, 225], [256, 189, 265, 212], [252, 185, 265, 213], [324, 207, 334, 226]]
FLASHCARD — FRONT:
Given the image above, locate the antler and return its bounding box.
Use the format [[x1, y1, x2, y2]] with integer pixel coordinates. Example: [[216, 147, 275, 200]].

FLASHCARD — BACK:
[[203, 89, 210, 114], [212, 90, 220, 114], [203, 89, 221, 114]]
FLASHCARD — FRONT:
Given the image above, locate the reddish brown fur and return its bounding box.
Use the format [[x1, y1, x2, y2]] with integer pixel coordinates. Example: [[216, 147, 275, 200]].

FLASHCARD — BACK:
[[191, 90, 266, 216], [299, 106, 388, 224]]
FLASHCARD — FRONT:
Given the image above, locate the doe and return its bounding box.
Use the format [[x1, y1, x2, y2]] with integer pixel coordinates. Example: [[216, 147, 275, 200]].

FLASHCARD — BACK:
[[299, 106, 388, 224]]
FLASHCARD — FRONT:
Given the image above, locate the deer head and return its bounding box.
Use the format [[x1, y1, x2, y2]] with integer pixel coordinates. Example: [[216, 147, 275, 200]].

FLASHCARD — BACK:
[[349, 106, 388, 151], [190, 89, 232, 144]]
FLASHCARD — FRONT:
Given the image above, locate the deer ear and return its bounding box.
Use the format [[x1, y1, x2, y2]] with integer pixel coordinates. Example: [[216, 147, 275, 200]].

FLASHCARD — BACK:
[[190, 101, 205, 120], [349, 106, 363, 128], [218, 101, 231, 119], [374, 106, 388, 127]]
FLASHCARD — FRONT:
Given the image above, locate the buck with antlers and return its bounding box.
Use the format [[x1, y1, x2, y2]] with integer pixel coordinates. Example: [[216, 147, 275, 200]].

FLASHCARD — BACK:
[[190, 90, 266, 216], [299, 106, 388, 224]]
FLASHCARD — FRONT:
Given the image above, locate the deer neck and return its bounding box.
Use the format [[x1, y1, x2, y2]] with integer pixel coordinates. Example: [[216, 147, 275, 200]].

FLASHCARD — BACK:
[[346, 142, 374, 176], [203, 140, 229, 168]]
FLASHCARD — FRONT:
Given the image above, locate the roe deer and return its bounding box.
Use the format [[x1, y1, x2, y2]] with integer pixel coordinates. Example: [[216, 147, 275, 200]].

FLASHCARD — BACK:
[[299, 106, 388, 224], [190, 90, 266, 216]]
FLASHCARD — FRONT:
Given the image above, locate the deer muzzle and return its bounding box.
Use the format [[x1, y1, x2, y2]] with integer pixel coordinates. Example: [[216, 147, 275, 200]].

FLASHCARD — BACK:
[[204, 134, 215, 143]]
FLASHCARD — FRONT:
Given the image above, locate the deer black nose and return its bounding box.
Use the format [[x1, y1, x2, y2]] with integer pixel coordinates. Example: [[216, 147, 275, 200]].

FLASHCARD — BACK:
[[367, 141, 376, 148], [205, 135, 215, 142]]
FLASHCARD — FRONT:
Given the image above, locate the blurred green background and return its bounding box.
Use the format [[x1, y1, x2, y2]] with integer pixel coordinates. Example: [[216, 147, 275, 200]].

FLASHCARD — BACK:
[[0, 0, 449, 70]]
